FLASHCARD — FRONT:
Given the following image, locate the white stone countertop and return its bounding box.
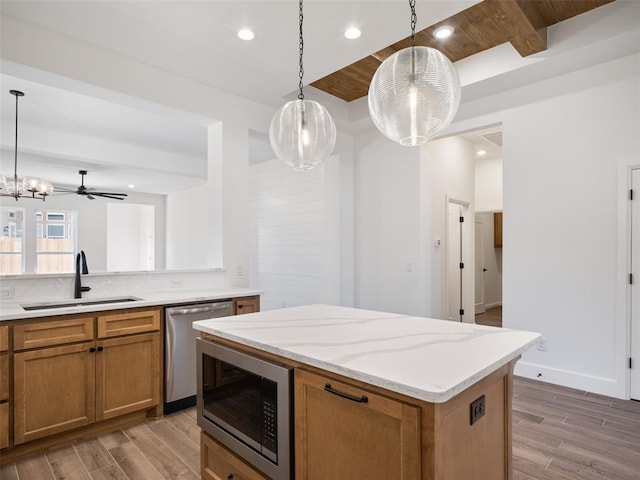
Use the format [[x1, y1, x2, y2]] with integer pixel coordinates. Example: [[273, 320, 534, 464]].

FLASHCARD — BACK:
[[193, 304, 540, 404], [0, 287, 263, 322]]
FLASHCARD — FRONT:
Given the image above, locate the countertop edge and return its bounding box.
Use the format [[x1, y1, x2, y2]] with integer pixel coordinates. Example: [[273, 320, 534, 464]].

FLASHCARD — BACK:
[[0, 288, 263, 322], [193, 322, 540, 404]]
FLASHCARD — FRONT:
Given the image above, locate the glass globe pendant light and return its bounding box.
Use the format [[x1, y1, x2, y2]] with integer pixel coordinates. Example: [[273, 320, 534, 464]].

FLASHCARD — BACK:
[[269, 0, 336, 171], [368, 0, 461, 146]]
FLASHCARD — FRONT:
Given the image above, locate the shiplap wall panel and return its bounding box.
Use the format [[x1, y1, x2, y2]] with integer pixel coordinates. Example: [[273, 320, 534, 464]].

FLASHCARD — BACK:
[[249, 159, 327, 311]]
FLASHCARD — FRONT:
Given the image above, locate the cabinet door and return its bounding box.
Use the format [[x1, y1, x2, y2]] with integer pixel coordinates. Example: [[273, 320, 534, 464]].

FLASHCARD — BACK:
[[201, 432, 268, 480], [95, 332, 160, 421], [0, 402, 8, 449], [295, 369, 421, 480], [0, 325, 8, 352], [234, 296, 260, 315], [14, 342, 95, 444]]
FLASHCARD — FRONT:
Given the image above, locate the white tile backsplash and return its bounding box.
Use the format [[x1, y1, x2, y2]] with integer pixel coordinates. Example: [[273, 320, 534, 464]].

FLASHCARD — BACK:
[[0, 269, 228, 303]]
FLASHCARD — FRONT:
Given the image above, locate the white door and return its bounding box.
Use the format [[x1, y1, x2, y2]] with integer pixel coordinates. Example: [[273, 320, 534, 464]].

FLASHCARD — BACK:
[[475, 220, 486, 315], [447, 203, 462, 322], [631, 169, 640, 399]]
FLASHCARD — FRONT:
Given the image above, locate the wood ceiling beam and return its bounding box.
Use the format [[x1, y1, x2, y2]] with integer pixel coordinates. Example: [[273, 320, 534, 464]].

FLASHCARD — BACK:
[[499, 0, 548, 57]]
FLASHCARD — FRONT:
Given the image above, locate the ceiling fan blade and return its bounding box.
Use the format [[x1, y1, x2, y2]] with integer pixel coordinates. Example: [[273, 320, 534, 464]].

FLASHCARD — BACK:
[[86, 194, 96, 200], [92, 193, 128, 200]]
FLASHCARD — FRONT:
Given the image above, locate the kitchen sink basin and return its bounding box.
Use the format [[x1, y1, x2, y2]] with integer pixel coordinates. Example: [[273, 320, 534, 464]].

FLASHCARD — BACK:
[[21, 296, 143, 311]]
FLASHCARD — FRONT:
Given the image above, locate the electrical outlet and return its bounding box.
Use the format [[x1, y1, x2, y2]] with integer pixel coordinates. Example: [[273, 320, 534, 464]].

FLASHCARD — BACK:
[[536, 337, 547, 351], [0, 287, 14, 299], [237, 265, 244, 277], [470, 395, 486, 425], [169, 280, 184, 289]]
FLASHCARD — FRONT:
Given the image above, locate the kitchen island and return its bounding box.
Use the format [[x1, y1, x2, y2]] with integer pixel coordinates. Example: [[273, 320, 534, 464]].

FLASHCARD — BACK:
[[193, 304, 540, 480]]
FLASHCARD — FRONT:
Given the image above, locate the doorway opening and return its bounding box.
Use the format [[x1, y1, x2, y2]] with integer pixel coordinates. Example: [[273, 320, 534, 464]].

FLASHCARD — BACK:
[[460, 125, 504, 327]]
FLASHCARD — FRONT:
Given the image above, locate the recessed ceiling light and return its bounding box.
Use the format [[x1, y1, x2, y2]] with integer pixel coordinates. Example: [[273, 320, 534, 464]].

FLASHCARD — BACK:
[[476, 149, 487, 156], [128, 184, 135, 189], [434, 25, 454, 39], [237, 29, 255, 41], [344, 27, 361, 40]]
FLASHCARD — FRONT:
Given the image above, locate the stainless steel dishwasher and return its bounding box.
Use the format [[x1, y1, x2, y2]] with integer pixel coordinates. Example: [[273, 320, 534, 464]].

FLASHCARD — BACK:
[[164, 300, 233, 413]]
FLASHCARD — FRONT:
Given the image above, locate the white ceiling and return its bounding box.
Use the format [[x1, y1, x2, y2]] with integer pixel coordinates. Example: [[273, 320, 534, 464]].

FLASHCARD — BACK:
[[1, 0, 639, 195]]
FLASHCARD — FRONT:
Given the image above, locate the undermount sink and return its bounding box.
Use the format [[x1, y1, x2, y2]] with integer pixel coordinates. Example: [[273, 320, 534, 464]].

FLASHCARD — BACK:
[[21, 296, 143, 311]]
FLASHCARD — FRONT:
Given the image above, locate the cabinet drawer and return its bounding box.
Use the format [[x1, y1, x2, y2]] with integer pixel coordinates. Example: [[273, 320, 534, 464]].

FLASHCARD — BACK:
[[0, 402, 8, 449], [0, 325, 8, 352], [14, 317, 94, 351], [0, 355, 8, 401], [234, 296, 260, 315], [201, 432, 268, 480], [97, 309, 160, 338]]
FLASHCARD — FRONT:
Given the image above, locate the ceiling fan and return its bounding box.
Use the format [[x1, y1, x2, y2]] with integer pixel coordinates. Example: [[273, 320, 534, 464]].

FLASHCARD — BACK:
[[57, 170, 128, 200]]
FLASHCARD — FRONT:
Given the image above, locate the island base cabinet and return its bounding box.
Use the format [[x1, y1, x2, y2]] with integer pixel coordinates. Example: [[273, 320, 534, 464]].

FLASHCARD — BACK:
[[295, 369, 421, 480], [201, 432, 269, 480]]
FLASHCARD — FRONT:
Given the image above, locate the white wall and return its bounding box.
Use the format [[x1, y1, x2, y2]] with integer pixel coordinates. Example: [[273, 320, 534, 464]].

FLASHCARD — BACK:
[[447, 53, 640, 398], [166, 185, 209, 270], [0, 190, 166, 273], [475, 156, 503, 212], [107, 203, 155, 271], [354, 130, 423, 315], [422, 136, 476, 321]]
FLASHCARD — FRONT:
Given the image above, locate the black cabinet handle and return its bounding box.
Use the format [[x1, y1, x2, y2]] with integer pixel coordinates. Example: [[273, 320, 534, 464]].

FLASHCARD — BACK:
[[227, 475, 234, 480], [89, 347, 96, 353], [238, 305, 243, 309], [97, 346, 104, 352], [324, 383, 368, 403]]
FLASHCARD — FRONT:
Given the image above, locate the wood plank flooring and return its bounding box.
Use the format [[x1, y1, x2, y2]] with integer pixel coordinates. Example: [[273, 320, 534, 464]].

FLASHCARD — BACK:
[[475, 305, 503, 327], [1, 378, 639, 479]]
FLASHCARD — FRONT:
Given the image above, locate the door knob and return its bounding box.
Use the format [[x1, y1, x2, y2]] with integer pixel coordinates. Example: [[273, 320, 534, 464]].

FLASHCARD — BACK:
[[483, 268, 488, 272]]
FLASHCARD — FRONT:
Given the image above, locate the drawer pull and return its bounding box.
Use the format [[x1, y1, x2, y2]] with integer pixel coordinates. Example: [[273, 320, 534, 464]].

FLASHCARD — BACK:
[[89, 347, 96, 353], [324, 383, 368, 403], [227, 475, 234, 480], [97, 346, 104, 352]]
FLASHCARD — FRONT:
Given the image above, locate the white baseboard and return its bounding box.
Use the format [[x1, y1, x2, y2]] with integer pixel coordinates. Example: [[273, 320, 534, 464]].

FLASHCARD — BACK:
[[485, 301, 502, 309], [514, 361, 626, 400]]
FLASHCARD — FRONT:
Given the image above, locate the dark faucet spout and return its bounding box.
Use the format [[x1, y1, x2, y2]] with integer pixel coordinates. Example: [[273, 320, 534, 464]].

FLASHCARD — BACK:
[[74, 250, 91, 298]]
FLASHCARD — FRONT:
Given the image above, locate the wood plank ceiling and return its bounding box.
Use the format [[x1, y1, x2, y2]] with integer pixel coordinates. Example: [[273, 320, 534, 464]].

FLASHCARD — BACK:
[[311, 0, 616, 102]]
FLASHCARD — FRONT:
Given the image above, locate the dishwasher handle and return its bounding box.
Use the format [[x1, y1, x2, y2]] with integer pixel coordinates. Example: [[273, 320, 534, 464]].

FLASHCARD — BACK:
[[170, 304, 230, 316]]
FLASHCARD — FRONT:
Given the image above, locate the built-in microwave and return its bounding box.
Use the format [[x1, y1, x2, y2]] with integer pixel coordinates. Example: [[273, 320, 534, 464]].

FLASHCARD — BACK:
[[196, 338, 293, 480]]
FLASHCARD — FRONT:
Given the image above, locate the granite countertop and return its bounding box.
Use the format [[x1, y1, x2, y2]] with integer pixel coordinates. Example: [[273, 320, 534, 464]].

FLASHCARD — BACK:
[[193, 304, 540, 404], [0, 287, 263, 322]]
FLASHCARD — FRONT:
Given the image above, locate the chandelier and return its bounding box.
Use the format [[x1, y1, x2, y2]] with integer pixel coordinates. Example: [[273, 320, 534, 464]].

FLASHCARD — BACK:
[[269, 0, 336, 171], [1, 90, 54, 201], [368, 0, 461, 146]]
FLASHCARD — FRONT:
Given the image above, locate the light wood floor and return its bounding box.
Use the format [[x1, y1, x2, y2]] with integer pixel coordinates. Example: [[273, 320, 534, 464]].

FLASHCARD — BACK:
[[2, 377, 639, 479], [476, 305, 503, 327]]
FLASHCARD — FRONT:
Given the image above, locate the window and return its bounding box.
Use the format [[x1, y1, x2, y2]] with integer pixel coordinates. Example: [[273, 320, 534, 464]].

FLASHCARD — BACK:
[[35, 210, 77, 274], [0, 207, 25, 275]]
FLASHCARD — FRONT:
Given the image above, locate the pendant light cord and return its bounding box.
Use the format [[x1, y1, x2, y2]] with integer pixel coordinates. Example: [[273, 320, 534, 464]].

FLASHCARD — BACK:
[[410, 0, 417, 47], [13, 92, 19, 189], [298, 0, 305, 100]]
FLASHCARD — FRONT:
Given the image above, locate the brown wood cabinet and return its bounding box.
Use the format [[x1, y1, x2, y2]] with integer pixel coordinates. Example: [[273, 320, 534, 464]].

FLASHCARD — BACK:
[[234, 296, 260, 315], [295, 369, 421, 480], [0, 403, 8, 450], [96, 332, 160, 421], [198, 335, 515, 480], [13, 342, 96, 444], [5, 307, 162, 452], [0, 325, 9, 450], [494, 211, 503, 248], [202, 431, 268, 480], [0, 325, 8, 352]]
